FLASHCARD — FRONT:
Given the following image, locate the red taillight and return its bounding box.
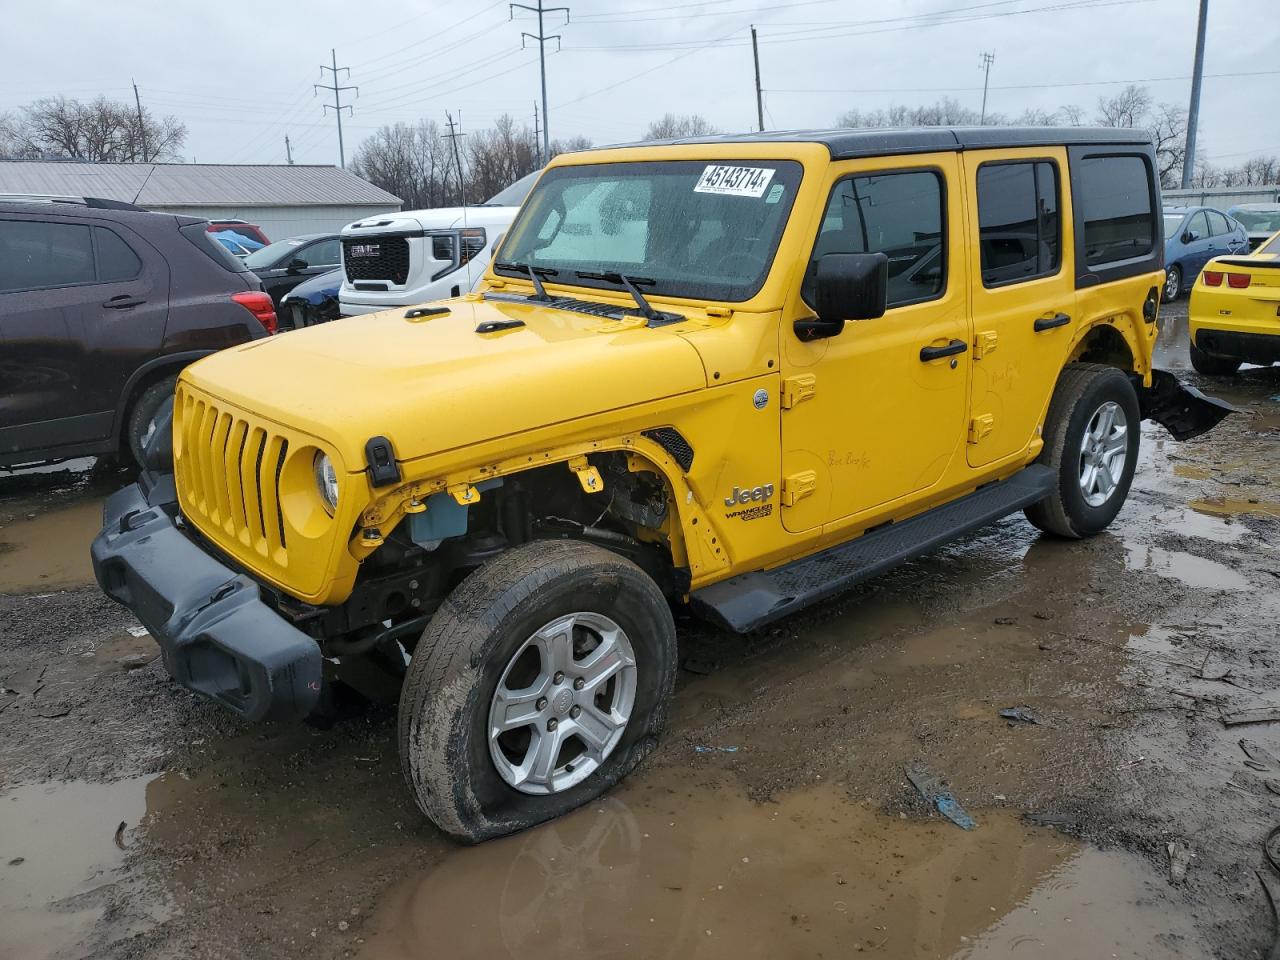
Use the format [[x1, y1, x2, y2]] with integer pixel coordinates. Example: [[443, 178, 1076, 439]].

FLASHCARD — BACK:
[[231, 291, 278, 334], [1202, 270, 1223, 286], [1227, 273, 1252, 289]]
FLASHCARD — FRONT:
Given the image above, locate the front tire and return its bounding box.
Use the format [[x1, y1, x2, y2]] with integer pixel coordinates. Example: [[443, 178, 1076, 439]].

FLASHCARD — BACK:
[[126, 375, 177, 467], [1025, 363, 1140, 539], [1163, 265, 1182, 301], [398, 540, 677, 843], [1189, 340, 1241, 377]]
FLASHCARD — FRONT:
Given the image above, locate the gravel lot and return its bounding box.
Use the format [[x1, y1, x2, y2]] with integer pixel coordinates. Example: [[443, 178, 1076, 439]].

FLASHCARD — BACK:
[[3, 301, 1280, 959]]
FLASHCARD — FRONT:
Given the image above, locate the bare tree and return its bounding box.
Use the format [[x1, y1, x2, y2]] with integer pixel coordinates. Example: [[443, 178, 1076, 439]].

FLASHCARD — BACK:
[[466, 114, 539, 201], [1094, 84, 1151, 129], [1092, 85, 1188, 188], [642, 114, 720, 141], [836, 98, 988, 129], [550, 135, 593, 157], [351, 120, 455, 210], [4, 96, 185, 162]]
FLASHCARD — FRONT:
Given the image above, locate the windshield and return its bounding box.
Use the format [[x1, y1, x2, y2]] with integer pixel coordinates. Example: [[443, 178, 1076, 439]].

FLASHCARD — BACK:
[[1163, 214, 1186, 238], [1232, 209, 1280, 232], [495, 160, 803, 302], [244, 238, 304, 269], [486, 170, 541, 207]]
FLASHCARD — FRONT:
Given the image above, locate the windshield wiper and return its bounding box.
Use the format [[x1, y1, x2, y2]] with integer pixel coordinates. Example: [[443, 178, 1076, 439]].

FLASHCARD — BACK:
[[495, 261, 559, 301], [573, 270, 661, 322]]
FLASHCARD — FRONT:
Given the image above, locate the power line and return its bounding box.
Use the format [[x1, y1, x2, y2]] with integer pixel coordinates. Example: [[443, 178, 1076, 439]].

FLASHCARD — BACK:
[[511, 0, 570, 163], [315, 49, 358, 168], [765, 69, 1280, 96]]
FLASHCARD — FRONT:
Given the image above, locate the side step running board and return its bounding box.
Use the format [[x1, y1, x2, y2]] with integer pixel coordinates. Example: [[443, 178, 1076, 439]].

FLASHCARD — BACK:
[[690, 465, 1055, 633]]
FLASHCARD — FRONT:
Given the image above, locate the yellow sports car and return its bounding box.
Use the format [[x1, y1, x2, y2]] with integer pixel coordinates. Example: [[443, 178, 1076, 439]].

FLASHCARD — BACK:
[[1188, 228, 1280, 375]]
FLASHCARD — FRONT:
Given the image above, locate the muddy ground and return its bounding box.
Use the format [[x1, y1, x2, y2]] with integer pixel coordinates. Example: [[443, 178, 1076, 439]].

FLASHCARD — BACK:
[[3, 302, 1280, 959]]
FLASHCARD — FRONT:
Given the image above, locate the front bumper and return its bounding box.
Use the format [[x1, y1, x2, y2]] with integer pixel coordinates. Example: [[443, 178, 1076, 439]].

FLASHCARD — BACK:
[[90, 479, 322, 722]]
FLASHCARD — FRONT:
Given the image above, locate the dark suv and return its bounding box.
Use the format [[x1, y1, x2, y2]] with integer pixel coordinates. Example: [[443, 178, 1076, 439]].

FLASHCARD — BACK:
[[0, 201, 276, 468]]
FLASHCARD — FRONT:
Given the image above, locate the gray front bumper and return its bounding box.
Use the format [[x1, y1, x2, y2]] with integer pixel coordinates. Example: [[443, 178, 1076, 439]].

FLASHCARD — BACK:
[[90, 480, 321, 722]]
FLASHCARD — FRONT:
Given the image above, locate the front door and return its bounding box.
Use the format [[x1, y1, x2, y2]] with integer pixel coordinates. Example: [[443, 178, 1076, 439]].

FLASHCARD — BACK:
[[964, 147, 1078, 467], [779, 154, 971, 534]]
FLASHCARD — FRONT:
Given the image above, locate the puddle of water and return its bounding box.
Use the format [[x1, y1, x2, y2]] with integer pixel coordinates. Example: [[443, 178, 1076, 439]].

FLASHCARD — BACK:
[[1146, 506, 1246, 545], [1173, 464, 1213, 481], [1123, 544, 1249, 591], [1189, 496, 1280, 520], [1252, 413, 1280, 433], [0, 776, 156, 960], [358, 771, 1202, 960], [0, 498, 101, 592]]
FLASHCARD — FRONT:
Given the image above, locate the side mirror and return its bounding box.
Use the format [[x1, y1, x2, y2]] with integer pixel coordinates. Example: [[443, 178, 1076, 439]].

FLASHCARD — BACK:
[[286, 257, 308, 273], [794, 252, 889, 341]]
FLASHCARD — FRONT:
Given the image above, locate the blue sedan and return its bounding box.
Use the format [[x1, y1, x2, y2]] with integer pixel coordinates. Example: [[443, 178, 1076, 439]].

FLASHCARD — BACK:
[[1162, 205, 1250, 300]]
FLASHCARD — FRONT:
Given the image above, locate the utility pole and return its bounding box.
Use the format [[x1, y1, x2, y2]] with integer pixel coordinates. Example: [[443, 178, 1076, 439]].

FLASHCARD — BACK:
[[511, 0, 569, 163], [533, 100, 542, 166], [284, 135, 294, 165], [443, 111, 467, 208], [315, 49, 357, 168], [1181, 0, 1209, 189], [132, 80, 149, 163], [750, 25, 765, 133], [979, 51, 995, 125]]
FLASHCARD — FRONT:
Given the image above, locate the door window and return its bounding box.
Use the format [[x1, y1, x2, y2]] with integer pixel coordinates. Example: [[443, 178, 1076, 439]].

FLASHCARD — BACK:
[[1076, 155, 1154, 265], [805, 170, 945, 308], [94, 227, 142, 281], [0, 220, 95, 292], [976, 161, 1060, 287], [1206, 210, 1232, 236], [1185, 211, 1209, 242], [300, 238, 341, 267]]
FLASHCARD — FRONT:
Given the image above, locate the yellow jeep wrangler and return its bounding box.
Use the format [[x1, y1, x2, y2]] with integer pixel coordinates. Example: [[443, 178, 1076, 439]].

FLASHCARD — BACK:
[[92, 127, 1230, 841]]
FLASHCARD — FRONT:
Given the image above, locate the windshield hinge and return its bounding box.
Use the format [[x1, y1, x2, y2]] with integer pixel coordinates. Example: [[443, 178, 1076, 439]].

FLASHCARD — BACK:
[[705, 305, 733, 319]]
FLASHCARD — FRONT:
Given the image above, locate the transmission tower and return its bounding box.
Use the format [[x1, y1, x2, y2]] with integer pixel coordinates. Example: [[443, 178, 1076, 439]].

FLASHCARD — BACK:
[[315, 49, 357, 168], [511, 0, 569, 162]]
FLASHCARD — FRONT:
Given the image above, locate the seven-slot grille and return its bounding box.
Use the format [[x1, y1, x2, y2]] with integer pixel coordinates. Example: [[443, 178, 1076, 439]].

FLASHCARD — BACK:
[[175, 387, 290, 566], [343, 236, 410, 285]]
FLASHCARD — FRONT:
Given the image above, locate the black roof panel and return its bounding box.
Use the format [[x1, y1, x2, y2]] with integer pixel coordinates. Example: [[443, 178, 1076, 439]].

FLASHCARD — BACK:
[[611, 126, 1152, 160]]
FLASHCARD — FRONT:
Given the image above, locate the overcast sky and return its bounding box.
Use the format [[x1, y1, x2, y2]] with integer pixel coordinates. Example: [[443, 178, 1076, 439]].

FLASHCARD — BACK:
[[3, 0, 1276, 171]]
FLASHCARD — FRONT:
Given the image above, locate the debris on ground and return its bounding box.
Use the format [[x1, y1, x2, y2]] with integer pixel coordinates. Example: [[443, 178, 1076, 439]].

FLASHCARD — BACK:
[[904, 762, 976, 830], [113, 821, 127, 850], [999, 706, 1042, 725], [693, 745, 739, 754], [1222, 706, 1280, 727], [1167, 840, 1192, 883]]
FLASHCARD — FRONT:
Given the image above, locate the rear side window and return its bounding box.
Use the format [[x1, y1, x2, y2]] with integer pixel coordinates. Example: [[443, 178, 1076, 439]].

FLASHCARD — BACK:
[[1206, 210, 1232, 236], [1077, 155, 1154, 266], [806, 169, 945, 309], [179, 221, 250, 273], [94, 227, 142, 281], [976, 161, 1060, 287], [0, 220, 94, 291]]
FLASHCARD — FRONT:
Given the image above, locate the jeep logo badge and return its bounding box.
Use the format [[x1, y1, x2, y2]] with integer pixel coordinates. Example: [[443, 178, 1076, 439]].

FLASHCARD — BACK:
[[725, 483, 776, 507]]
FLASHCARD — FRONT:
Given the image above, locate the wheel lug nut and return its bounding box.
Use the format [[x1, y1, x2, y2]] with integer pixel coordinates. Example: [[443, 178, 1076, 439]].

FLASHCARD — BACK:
[[553, 671, 565, 684], [573, 678, 584, 690], [536, 697, 548, 710], [570, 705, 581, 718], [547, 718, 558, 731]]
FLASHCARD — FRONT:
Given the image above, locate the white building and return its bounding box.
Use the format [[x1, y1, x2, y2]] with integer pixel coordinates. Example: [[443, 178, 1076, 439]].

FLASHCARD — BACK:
[[0, 160, 401, 240]]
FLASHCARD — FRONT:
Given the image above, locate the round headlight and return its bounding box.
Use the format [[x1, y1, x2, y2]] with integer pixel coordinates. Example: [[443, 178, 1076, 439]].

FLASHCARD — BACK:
[[313, 451, 339, 513]]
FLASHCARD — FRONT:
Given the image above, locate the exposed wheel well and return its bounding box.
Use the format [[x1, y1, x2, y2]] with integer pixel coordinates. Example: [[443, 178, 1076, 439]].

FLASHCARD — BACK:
[[1068, 324, 1135, 372]]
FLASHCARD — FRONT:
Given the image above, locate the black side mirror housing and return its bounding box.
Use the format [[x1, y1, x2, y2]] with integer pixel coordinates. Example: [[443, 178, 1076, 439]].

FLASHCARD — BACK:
[[794, 252, 889, 341], [287, 257, 309, 273]]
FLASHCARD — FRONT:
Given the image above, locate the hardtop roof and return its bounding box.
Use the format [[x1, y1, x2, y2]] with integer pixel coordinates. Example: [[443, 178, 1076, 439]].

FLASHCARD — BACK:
[[609, 126, 1152, 160]]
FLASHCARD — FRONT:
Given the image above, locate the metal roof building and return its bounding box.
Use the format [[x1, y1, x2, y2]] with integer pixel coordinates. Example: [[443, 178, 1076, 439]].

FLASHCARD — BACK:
[[0, 160, 401, 240]]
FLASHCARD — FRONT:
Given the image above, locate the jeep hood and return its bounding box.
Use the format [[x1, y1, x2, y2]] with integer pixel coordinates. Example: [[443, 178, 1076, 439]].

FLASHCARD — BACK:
[[183, 296, 709, 471]]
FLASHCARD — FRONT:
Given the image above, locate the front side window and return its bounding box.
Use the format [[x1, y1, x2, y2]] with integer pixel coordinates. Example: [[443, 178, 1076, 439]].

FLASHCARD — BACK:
[[805, 169, 945, 308], [497, 160, 802, 302], [976, 160, 1060, 287], [300, 239, 341, 267], [1186, 211, 1209, 241], [1077, 155, 1154, 266], [0, 219, 95, 292]]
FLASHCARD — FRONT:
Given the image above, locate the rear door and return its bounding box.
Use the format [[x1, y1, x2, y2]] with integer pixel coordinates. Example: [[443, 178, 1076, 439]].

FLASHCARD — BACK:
[[964, 148, 1076, 467], [0, 215, 168, 453]]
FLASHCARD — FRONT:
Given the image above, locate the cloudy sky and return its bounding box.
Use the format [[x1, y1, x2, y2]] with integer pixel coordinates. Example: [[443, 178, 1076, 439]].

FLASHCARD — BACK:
[[3, 0, 1276, 171]]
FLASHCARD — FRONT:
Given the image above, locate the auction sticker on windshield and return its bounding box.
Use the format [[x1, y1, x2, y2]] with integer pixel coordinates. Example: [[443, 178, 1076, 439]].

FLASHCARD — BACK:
[[694, 165, 776, 198]]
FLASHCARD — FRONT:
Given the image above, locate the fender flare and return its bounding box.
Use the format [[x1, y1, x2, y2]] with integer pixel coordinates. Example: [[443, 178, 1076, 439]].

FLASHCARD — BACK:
[[112, 350, 214, 441]]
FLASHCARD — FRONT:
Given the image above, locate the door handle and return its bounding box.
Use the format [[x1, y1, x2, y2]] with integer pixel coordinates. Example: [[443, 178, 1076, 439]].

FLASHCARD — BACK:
[[919, 339, 967, 362], [103, 295, 146, 309], [1034, 312, 1071, 332]]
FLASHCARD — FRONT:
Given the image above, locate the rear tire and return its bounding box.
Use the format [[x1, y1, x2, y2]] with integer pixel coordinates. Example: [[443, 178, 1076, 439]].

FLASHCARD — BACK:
[[1189, 340, 1241, 377], [1025, 363, 1140, 539], [398, 540, 677, 843], [125, 375, 177, 468]]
